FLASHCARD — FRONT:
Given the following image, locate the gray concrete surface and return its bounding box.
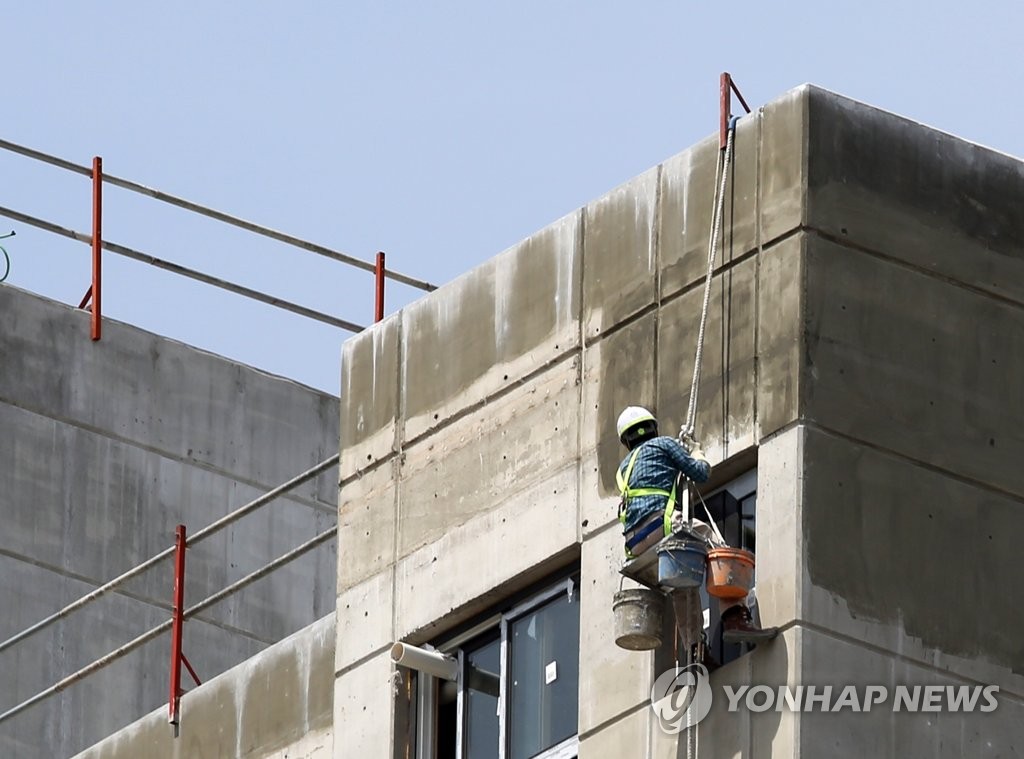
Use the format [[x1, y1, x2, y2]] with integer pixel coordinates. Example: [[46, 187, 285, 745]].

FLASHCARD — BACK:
[[71, 613, 334, 759], [335, 83, 1024, 758], [0, 284, 339, 758], [66, 82, 1024, 759]]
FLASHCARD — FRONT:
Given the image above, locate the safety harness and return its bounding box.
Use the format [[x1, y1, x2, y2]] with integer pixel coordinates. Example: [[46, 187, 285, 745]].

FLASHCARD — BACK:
[[616, 444, 677, 543]]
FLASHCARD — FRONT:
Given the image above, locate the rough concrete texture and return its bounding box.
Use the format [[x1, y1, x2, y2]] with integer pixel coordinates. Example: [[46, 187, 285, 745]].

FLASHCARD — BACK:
[[335, 84, 817, 759], [801, 425, 1024, 691], [399, 211, 580, 443], [70, 82, 1024, 759], [577, 524, 652, 734], [802, 233, 1024, 500], [805, 88, 1024, 307], [71, 613, 335, 759], [322, 83, 1024, 758], [795, 626, 1021, 758], [0, 284, 339, 758]]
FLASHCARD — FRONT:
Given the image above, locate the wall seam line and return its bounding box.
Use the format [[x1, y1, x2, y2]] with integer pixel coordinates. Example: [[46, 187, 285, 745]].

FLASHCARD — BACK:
[[785, 620, 1024, 701], [803, 420, 1024, 504], [0, 395, 337, 514], [805, 226, 1024, 312]]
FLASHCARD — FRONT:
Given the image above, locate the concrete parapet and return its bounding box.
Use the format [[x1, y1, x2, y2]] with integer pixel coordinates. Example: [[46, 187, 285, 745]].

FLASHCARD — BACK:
[[72, 614, 335, 759]]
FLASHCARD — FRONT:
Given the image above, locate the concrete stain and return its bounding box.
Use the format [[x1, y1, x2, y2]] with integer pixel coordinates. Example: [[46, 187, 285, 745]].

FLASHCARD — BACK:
[[803, 430, 1024, 675]]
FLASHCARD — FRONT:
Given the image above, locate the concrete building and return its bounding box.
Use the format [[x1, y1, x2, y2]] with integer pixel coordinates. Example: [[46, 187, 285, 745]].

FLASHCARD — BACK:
[[57, 82, 1024, 758], [0, 285, 339, 758]]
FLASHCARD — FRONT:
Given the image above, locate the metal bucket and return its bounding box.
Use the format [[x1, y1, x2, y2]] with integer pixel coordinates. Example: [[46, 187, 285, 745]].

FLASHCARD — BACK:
[[613, 588, 664, 650], [657, 538, 708, 589]]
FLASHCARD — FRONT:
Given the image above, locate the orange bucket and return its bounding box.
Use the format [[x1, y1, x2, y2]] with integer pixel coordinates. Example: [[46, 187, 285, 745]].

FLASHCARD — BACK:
[[706, 547, 755, 600]]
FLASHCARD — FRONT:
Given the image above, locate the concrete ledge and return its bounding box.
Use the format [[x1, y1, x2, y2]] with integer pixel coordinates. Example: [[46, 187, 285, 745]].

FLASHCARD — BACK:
[[72, 613, 335, 759]]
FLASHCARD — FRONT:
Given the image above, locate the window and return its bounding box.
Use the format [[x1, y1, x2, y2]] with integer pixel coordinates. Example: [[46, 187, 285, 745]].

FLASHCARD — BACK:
[[410, 575, 580, 759], [655, 468, 757, 672]]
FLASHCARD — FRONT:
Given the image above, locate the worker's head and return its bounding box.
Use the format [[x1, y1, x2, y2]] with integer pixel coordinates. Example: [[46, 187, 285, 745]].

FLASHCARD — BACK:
[[616, 406, 658, 450]]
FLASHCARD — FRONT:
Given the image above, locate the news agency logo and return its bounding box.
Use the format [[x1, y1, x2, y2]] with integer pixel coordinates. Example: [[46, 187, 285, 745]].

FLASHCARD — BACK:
[[720, 684, 1000, 715], [650, 670, 1000, 734], [650, 664, 714, 733]]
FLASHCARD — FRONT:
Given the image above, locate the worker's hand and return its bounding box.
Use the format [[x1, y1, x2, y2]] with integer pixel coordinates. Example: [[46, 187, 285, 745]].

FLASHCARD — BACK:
[[690, 446, 709, 466], [679, 431, 697, 453]]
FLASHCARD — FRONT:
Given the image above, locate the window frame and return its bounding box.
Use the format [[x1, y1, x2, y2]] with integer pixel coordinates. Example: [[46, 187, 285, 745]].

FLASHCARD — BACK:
[[421, 574, 580, 759]]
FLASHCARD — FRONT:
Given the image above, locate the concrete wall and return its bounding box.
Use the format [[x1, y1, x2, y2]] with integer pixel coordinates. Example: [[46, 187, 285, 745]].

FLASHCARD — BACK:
[[785, 88, 1024, 755], [71, 613, 335, 759], [59, 83, 1023, 759], [335, 84, 1024, 759], [0, 285, 339, 758], [335, 85, 807, 757]]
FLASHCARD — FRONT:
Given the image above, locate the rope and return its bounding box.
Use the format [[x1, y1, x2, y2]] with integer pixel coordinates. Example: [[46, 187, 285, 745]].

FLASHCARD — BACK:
[[0, 454, 339, 654], [681, 122, 737, 440], [0, 526, 336, 725], [0, 231, 13, 282], [0, 138, 436, 292]]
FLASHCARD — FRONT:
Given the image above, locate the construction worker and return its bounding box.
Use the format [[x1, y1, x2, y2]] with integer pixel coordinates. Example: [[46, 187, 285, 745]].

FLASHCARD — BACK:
[[616, 406, 774, 644]]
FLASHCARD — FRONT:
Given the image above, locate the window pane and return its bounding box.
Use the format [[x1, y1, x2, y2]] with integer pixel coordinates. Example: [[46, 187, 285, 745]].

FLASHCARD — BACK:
[[509, 592, 579, 759], [464, 637, 501, 759]]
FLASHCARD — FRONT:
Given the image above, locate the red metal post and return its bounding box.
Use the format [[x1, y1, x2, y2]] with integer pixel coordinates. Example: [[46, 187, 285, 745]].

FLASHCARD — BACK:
[[91, 156, 103, 341], [374, 251, 386, 323], [169, 524, 187, 733], [720, 73, 731, 150]]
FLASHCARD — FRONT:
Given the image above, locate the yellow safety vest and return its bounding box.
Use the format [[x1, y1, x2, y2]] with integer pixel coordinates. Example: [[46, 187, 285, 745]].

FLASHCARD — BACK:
[[616, 446, 677, 538]]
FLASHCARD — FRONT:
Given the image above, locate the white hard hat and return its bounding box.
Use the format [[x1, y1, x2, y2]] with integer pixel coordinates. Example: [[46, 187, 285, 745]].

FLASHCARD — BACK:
[[616, 406, 657, 441]]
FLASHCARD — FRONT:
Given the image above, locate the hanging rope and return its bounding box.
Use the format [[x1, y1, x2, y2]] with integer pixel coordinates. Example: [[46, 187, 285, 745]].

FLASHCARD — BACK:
[[681, 120, 737, 440], [0, 231, 13, 283]]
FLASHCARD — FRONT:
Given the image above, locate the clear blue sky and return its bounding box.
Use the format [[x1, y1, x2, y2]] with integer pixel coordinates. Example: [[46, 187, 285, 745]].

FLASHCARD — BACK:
[[3, 2, 1021, 393]]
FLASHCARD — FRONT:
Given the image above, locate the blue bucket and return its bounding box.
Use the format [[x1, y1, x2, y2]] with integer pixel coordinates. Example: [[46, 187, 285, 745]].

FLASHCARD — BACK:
[[656, 538, 708, 589]]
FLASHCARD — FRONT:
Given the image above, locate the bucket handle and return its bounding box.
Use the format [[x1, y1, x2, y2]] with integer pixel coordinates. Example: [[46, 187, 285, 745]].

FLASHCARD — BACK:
[[691, 483, 727, 546]]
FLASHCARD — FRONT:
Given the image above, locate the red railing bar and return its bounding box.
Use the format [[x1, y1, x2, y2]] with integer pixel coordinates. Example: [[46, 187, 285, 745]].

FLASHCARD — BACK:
[[0, 204, 367, 333], [0, 136, 436, 292], [720, 72, 753, 149], [90, 156, 102, 341], [720, 73, 731, 150], [375, 251, 386, 323], [169, 524, 187, 732]]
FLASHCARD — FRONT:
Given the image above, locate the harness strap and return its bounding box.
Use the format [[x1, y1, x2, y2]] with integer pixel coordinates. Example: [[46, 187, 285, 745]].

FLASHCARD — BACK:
[[617, 447, 677, 537]]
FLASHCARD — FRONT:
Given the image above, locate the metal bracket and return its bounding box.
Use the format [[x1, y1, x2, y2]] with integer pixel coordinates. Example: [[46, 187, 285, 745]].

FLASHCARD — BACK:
[[719, 72, 753, 149]]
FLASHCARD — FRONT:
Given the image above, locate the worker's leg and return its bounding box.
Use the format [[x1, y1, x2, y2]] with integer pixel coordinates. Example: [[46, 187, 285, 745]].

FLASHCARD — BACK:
[[721, 598, 777, 644]]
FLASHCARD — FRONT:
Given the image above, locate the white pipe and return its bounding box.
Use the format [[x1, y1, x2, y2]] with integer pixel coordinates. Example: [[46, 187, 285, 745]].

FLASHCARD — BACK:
[[390, 642, 458, 682]]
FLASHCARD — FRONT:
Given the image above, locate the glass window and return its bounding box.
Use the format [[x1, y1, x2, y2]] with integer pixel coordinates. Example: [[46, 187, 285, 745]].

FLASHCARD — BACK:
[[508, 593, 580, 759], [464, 635, 501, 759], [414, 575, 580, 759]]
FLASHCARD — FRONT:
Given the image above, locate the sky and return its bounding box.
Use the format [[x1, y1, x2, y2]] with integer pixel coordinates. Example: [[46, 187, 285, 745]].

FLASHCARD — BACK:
[[2, 2, 1022, 393]]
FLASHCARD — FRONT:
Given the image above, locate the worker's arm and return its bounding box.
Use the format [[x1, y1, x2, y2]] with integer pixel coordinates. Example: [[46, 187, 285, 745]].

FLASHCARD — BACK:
[[661, 437, 711, 483]]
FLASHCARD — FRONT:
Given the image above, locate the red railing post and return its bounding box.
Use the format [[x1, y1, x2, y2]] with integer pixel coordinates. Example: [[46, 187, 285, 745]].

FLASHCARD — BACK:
[[374, 251, 386, 323], [91, 156, 103, 341], [720, 73, 731, 150], [169, 524, 186, 735]]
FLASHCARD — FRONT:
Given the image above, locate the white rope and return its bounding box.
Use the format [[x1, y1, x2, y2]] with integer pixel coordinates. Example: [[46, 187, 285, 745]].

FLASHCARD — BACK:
[[682, 123, 737, 440]]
